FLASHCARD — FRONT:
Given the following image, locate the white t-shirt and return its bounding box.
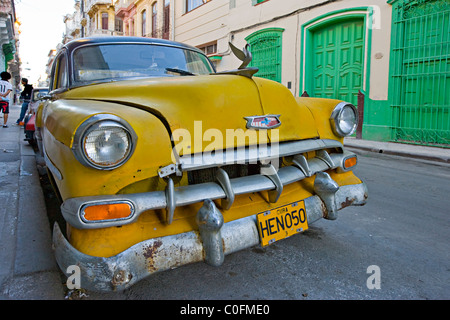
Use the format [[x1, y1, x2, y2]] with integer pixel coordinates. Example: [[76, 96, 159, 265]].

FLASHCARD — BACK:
[[0, 80, 13, 101]]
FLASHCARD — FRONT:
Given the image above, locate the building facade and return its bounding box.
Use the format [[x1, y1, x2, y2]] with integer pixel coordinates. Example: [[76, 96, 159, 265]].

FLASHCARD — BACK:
[[64, 1, 174, 40], [0, 0, 20, 93], [64, 0, 120, 42], [175, 0, 449, 147], [61, 0, 449, 147]]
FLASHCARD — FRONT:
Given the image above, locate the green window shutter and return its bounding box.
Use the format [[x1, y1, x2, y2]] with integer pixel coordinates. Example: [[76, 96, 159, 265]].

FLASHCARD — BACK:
[[2, 42, 16, 62], [252, 0, 266, 6], [245, 28, 284, 83]]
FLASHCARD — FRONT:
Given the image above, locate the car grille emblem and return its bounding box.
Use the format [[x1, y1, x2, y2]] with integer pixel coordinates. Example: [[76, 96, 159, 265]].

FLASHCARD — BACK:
[[244, 115, 281, 129]]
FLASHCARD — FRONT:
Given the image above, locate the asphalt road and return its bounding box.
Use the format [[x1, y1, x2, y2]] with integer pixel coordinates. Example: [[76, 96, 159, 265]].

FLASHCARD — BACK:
[[67, 150, 450, 301]]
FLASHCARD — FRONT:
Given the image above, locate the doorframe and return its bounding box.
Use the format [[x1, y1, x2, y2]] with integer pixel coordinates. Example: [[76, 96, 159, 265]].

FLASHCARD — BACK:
[[299, 7, 374, 100]]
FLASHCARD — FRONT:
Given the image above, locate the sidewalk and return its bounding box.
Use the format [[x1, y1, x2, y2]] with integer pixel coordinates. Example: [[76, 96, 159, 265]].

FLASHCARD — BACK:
[[0, 104, 65, 300], [344, 137, 450, 164]]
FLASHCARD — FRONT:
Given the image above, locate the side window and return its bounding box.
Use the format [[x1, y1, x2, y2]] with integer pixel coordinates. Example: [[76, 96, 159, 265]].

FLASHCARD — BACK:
[[53, 53, 68, 90], [185, 0, 211, 13]]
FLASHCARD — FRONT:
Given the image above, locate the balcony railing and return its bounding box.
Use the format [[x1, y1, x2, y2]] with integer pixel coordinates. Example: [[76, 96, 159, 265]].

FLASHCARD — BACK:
[[85, 0, 114, 13], [90, 29, 124, 36]]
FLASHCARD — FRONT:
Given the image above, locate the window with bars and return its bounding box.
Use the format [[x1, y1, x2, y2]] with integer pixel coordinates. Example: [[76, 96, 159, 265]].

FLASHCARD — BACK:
[[389, 0, 450, 146], [245, 28, 284, 83]]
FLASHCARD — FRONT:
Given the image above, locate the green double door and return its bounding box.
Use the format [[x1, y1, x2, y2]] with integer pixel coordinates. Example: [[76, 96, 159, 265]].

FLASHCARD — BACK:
[[309, 18, 365, 107]]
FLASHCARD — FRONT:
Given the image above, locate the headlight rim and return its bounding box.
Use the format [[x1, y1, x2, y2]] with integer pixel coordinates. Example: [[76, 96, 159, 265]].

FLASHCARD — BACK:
[[330, 102, 358, 137], [72, 114, 137, 170]]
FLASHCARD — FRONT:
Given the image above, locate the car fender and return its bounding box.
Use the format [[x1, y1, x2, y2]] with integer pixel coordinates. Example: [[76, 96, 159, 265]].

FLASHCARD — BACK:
[[41, 99, 174, 200]]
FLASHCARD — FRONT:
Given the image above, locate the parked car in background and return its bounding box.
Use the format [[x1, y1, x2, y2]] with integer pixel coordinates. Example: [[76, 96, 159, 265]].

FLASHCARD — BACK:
[[36, 36, 368, 292], [24, 87, 48, 145]]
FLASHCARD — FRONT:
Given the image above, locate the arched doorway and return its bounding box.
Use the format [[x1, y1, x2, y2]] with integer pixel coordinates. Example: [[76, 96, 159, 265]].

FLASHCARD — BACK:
[[309, 17, 365, 106]]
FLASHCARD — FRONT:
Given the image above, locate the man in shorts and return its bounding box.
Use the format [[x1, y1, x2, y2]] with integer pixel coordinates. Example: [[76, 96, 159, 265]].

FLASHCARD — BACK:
[[0, 71, 13, 128]]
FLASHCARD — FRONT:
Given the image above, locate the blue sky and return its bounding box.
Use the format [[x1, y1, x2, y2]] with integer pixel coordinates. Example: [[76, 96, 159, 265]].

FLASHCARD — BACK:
[[15, 0, 76, 85]]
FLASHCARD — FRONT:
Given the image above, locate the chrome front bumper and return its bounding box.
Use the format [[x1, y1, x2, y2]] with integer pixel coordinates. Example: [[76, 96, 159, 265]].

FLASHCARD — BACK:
[[53, 181, 367, 292]]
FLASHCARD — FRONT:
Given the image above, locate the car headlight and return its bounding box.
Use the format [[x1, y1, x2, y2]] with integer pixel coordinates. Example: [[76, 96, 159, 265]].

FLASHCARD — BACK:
[[72, 115, 137, 170], [330, 102, 358, 137]]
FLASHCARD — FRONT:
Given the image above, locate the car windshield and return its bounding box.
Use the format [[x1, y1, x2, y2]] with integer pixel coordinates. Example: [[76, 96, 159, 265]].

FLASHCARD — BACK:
[[72, 43, 214, 85]]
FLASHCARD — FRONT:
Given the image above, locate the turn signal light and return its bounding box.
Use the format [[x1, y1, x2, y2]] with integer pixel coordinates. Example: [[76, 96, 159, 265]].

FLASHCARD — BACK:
[[82, 202, 133, 222], [343, 156, 357, 169]]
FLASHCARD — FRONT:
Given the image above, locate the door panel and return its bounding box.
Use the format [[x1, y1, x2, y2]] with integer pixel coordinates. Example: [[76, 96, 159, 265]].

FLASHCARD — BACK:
[[311, 18, 365, 106]]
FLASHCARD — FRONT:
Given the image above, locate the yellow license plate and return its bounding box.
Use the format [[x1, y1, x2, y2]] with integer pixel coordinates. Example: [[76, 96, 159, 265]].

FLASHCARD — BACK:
[[257, 201, 308, 247]]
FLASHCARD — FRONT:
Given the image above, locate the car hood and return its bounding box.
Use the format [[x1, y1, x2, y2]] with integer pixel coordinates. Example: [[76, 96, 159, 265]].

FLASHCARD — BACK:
[[62, 75, 318, 154]]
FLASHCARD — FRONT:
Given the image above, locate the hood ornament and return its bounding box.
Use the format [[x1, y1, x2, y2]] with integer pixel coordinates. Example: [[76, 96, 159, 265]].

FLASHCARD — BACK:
[[244, 115, 281, 129], [213, 43, 259, 79], [229, 42, 252, 69]]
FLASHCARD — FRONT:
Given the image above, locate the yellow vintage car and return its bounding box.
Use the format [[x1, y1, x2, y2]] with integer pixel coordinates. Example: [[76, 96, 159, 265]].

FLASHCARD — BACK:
[[37, 37, 367, 292]]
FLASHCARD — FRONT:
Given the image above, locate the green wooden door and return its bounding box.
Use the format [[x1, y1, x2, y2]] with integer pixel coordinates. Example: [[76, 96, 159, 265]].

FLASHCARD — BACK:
[[390, 0, 449, 146], [310, 18, 365, 106]]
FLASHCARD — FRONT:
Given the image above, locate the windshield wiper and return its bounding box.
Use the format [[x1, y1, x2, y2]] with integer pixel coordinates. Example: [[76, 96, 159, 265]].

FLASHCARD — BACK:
[[165, 68, 195, 76]]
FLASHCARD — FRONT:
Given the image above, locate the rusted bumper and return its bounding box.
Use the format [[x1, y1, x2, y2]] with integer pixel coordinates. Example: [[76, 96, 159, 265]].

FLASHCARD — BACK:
[[53, 181, 367, 292]]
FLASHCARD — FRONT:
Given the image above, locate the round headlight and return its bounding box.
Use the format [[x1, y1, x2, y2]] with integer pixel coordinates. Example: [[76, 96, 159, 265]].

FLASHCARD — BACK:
[[83, 121, 131, 167], [73, 115, 137, 170], [330, 102, 358, 137]]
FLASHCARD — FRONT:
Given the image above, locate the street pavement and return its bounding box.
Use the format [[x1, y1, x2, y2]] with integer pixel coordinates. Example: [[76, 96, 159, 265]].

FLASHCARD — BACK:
[[0, 103, 448, 300]]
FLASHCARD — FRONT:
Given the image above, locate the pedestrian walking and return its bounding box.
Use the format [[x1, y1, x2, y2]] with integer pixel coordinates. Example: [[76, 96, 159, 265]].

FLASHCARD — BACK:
[[16, 78, 33, 125], [0, 71, 13, 128]]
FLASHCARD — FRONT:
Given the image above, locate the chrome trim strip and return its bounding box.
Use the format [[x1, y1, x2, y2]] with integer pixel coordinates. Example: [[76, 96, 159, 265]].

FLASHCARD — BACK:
[[43, 148, 63, 181], [177, 139, 343, 172]]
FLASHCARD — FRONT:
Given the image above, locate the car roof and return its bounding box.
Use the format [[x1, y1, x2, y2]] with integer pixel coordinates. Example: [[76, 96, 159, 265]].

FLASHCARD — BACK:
[[63, 36, 203, 54]]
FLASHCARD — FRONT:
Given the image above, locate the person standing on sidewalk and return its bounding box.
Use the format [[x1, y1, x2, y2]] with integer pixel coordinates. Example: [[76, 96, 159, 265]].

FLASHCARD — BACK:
[[16, 78, 33, 125], [0, 71, 13, 128]]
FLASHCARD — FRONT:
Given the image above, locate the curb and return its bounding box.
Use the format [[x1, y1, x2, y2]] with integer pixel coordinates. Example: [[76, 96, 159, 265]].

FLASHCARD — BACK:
[[344, 137, 450, 164]]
